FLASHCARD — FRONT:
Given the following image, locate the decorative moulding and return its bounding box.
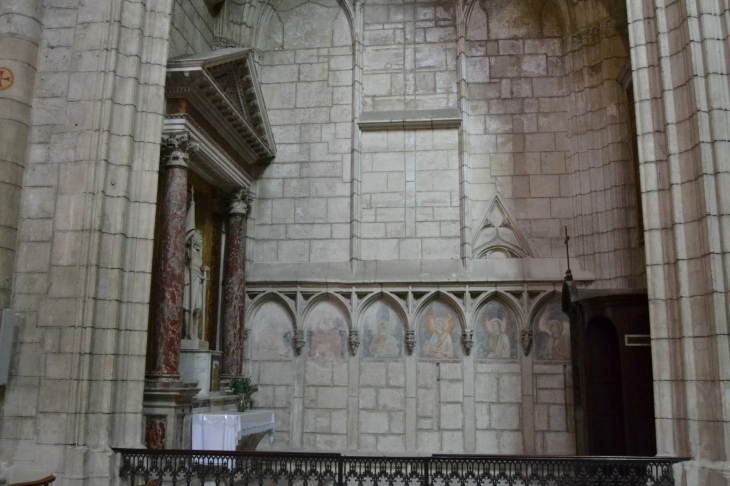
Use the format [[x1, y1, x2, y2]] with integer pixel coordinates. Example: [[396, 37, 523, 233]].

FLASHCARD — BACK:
[[358, 108, 462, 131], [163, 116, 253, 189], [472, 194, 535, 259], [166, 48, 276, 172]]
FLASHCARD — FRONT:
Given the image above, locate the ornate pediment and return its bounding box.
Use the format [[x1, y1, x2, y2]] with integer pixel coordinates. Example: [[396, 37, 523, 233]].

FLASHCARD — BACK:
[[166, 48, 276, 168], [473, 195, 534, 259]]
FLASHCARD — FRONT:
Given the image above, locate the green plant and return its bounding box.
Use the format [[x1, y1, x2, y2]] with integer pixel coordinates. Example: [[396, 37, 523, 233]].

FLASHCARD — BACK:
[[229, 377, 258, 397]]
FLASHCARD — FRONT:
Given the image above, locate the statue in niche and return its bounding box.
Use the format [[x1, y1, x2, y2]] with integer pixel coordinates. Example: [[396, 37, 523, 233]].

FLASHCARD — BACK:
[[183, 190, 209, 342], [422, 306, 456, 359], [534, 300, 571, 361], [364, 303, 401, 359]]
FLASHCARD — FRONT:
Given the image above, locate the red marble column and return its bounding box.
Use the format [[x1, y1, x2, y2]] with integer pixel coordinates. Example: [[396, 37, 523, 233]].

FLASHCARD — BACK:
[[148, 133, 199, 382], [221, 189, 253, 380]]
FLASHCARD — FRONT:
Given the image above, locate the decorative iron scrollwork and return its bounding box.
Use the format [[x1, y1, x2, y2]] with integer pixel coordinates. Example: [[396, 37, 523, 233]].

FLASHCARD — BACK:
[[114, 448, 684, 486]]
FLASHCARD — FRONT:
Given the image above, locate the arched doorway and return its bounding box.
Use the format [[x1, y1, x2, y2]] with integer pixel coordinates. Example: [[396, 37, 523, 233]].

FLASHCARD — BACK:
[[585, 317, 626, 455]]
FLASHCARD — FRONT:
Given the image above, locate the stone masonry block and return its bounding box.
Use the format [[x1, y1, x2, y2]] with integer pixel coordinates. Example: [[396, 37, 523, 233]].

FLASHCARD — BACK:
[[316, 386, 348, 409], [378, 388, 405, 410], [490, 404, 520, 430], [360, 410, 389, 433], [305, 361, 333, 386], [440, 403, 463, 429]]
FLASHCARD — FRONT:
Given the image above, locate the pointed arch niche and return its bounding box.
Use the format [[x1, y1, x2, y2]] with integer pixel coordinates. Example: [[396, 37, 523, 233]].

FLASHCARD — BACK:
[[249, 299, 295, 360], [416, 298, 464, 361], [304, 298, 350, 360], [473, 297, 520, 360], [359, 298, 406, 360]]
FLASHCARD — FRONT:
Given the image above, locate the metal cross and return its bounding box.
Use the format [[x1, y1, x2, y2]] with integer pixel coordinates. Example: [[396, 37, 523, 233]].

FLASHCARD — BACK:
[[564, 226, 573, 281]]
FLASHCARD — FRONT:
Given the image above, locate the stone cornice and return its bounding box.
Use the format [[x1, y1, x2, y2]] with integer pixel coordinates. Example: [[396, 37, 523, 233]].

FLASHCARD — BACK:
[[166, 48, 276, 168], [163, 116, 253, 189], [358, 108, 462, 131]]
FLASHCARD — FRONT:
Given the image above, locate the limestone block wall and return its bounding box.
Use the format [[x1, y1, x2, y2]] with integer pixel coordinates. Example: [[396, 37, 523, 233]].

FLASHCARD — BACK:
[[360, 129, 461, 260], [0, 0, 43, 311], [564, 2, 645, 288], [361, 0, 457, 112], [252, 0, 353, 263], [245, 287, 576, 454], [464, 3, 571, 260], [628, 0, 730, 480], [0, 0, 175, 481], [169, 0, 215, 57]]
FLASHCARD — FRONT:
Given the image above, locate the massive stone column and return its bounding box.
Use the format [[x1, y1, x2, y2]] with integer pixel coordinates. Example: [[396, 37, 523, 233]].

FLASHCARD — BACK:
[[143, 133, 200, 450], [148, 133, 199, 382], [221, 188, 253, 381]]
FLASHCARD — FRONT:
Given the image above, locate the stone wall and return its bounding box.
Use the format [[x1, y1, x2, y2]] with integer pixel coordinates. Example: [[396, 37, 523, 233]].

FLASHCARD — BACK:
[[169, 0, 215, 57], [464, 2, 571, 260], [245, 287, 575, 454], [252, 0, 353, 263], [0, 0, 174, 481], [0, 0, 43, 311]]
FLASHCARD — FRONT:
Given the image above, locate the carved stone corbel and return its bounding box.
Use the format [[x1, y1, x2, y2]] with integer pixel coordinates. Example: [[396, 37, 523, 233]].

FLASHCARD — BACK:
[[348, 330, 360, 356], [405, 330, 416, 355], [462, 329, 474, 356], [293, 329, 305, 356], [520, 330, 533, 356]]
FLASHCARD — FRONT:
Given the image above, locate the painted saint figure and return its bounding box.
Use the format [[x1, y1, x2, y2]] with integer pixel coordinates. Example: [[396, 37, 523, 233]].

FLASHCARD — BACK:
[[368, 305, 400, 358], [540, 320, 570, 360], [534, 300, 571, 361], [485, 317, 511, 359], [423, 309, 455, 359], [475, 300, 517, 360], [309, 317, 345, 359]]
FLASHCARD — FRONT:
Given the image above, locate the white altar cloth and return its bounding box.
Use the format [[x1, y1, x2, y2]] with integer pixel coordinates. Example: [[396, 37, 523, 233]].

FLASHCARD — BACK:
[[192, 410, 275, 451]]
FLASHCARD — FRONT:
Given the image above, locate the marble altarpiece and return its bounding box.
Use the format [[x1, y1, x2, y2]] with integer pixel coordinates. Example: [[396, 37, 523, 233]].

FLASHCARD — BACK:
[[142, 48, 275, 450]]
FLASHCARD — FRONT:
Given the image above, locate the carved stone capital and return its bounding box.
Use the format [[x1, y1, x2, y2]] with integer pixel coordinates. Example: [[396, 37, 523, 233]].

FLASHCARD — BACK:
[[161, 133, 199, 169], [462, 329, 474, 356], [242, 329, 250, 342], [229, 188, 255, 215]]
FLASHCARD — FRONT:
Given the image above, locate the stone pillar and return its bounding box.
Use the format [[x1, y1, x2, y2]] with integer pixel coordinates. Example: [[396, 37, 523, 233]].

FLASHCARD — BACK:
[[221, 188, 253, 381], [143, 133, 200, 450], [147, 133, 199, 382]]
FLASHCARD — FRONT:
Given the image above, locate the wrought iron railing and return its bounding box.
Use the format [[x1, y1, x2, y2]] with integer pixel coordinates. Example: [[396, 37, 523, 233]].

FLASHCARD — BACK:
[[114, 448, 686, 486]]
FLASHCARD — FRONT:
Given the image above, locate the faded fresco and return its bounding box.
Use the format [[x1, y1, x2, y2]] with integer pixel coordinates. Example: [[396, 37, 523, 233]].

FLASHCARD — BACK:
[[250, 300, 293, 359], [361, 300, 403, 359], [475, 300, 518, 360], [306, 300, 348, 360], [419, 301, 462, 360], [534, 299, 571, 361]]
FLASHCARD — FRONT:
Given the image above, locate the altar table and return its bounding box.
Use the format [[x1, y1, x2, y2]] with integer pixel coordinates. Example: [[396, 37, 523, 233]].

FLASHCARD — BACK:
[[192, 410, 275, 451]]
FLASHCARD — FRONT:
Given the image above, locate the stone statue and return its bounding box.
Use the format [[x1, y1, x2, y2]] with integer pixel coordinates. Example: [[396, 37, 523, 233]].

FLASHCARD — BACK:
[[183, 190, 208, 342]]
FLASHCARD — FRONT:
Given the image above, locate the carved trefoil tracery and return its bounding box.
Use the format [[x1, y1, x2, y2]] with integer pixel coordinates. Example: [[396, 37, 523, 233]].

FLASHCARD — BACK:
[[472, 194, 534, 259]]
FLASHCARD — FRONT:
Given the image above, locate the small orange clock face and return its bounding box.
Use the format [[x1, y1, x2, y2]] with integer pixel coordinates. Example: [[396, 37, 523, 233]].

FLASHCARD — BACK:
[[0, 68, 14, 91]]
